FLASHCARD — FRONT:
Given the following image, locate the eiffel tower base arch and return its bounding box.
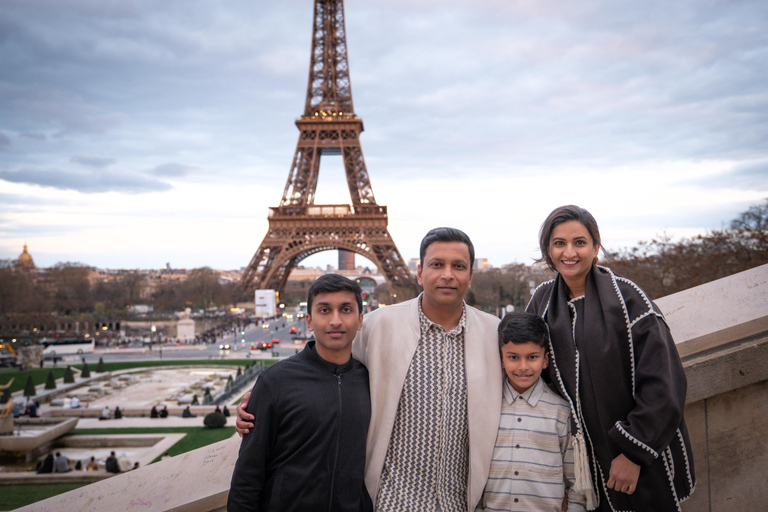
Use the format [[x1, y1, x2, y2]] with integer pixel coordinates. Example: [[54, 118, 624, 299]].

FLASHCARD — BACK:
[[240, 205, 419, 300]]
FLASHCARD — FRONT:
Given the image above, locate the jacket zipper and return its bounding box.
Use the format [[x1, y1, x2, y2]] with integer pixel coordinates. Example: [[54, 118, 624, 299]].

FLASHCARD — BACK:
[[328, 373, 342, 512]]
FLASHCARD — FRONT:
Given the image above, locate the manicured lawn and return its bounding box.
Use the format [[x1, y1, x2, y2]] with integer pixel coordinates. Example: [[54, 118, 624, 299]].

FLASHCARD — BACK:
[[0, 482, 91, 510], [0, 358, 275, 395], [0, 367, 72, 395], [67, 425, 237, 462]]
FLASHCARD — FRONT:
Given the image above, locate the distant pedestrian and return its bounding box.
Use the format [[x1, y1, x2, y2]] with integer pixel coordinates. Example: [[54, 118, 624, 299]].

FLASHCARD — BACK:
[[86, 456, 99, 471], [100, 406, 111, 420], [150, 405, 159, 418], [114, 406, 123, 419], [105, 451, 120, 473], [53, 452, 72, 473], [117, 454, 132, 472], [160, 405, 168, 418], [182, 406, 196, 418], [37, 453, 54, 474], [222, 405, 230, 417], [70, 396, 80, 408]]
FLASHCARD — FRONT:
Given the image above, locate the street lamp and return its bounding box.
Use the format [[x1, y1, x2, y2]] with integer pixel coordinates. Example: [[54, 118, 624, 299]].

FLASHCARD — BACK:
[[151, 324, 159, 359]]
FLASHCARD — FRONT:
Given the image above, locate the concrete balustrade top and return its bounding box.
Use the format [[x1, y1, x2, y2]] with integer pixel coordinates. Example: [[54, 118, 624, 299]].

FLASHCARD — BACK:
[[656, 263, 768, 358], [13, 435, 241, 512]]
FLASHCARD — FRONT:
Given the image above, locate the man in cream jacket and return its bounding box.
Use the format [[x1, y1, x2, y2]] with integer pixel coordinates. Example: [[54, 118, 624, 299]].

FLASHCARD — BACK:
[[238, 227, 501, 511]]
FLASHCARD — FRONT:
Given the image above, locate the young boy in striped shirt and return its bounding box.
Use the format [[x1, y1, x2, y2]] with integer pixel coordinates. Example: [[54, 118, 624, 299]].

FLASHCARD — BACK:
[[476, 312, 587, 512]]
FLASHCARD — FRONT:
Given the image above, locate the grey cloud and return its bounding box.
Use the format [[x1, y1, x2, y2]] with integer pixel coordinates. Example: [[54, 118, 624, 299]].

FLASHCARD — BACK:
[[690, 162, 768, 191], [20, 132, 47, 141], [0, 218, 70, 240], [0, 132, 10, 149], [0, 192, 29, 206], [70, 155, 116, 168], [0, 168, 172, 194], [149, 163, 196, 178]]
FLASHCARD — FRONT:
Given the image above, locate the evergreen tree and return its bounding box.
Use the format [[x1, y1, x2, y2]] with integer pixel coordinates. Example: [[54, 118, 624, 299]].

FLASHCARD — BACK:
[[45, 371, 57, 390], [203, 411, 226, 428], [236, 367, 242, 377], [81, 362, 91, 378], [96, 357, 106, 373], [191, 394, 199, 405], [64, 366, 75, 383], [24, 375, 36, 397]]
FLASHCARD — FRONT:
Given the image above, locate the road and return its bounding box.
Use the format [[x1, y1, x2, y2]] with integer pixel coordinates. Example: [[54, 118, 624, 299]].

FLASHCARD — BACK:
[[64, 316, 310, 365]]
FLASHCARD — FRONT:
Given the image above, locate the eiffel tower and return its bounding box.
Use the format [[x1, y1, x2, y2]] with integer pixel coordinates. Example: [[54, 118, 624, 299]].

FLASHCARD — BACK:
[[240, 0, 418, 299]]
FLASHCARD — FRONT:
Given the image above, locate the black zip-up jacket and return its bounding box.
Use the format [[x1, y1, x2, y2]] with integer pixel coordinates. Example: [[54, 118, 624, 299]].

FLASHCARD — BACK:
[[228, 341, 372, 512]]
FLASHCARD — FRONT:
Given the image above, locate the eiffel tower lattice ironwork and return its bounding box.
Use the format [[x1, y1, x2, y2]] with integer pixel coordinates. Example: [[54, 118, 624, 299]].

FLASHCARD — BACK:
[[240, 0, 417, 298]]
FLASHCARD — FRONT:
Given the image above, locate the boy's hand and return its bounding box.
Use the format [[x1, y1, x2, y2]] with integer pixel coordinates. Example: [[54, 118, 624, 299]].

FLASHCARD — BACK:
[[235, 391, 254, 437], [606, 453, 640, 494]]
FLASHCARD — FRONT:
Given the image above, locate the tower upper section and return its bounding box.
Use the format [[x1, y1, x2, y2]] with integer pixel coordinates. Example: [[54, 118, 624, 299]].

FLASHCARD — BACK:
[[304, 0, 354, 117]]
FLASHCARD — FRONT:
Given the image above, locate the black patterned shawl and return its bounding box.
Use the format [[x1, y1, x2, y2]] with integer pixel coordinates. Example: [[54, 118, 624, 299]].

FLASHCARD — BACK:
[[527, 265, 695, 511]]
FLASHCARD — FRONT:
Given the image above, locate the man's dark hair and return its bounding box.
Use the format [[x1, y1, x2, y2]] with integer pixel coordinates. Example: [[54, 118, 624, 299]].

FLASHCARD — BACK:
[[498, 312, 549, 351], [419, 227, 475, 270], [537, 204, 602, 271], [307, 274, 363, 314]]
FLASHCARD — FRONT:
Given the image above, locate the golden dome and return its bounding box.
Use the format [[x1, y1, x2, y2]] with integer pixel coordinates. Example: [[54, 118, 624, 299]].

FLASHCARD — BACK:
[[17, 243, 35, 269]]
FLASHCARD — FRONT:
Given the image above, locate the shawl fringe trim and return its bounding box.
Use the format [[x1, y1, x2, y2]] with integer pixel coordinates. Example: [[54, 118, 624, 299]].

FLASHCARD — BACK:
[[572, 432, 597, 510]]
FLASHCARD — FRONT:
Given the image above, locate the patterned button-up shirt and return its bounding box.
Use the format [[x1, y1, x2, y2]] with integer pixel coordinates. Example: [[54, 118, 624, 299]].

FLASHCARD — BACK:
[[376, 299, 469, 512]]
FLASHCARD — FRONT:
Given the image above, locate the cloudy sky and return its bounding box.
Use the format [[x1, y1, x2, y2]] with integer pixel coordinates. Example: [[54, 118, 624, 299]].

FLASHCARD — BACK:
[[1, 0, 766, 271]]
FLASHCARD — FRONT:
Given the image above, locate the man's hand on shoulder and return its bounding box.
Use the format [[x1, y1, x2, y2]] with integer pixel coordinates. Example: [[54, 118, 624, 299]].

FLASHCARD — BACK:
[[235, 391, 255, 437]]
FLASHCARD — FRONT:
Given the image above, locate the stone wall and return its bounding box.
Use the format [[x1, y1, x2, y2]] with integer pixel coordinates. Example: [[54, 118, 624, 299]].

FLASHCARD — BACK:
[[656, 264, 768, 511]]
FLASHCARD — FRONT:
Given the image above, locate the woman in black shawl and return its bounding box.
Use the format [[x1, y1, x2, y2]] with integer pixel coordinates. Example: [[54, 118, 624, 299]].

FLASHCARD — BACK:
[[527, 205, 695, 512]]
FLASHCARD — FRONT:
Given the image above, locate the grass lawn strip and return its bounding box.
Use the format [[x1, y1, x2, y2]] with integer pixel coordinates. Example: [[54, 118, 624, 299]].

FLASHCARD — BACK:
[[68, 426, 237, 462], [0, 358, 276, 395], [0, 482, 90, 510]]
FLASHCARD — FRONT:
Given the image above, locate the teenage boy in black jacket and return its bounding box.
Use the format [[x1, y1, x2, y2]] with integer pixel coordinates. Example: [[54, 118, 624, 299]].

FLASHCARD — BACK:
[[228, 274, 372, 512]]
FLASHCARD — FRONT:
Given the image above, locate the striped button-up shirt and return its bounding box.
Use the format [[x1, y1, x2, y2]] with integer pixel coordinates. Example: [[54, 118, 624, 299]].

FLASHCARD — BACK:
[[478, 377, 586, 512]]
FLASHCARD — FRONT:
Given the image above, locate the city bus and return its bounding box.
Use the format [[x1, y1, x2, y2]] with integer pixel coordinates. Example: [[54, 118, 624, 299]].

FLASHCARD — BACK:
[[41, 337, 95, 357]]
